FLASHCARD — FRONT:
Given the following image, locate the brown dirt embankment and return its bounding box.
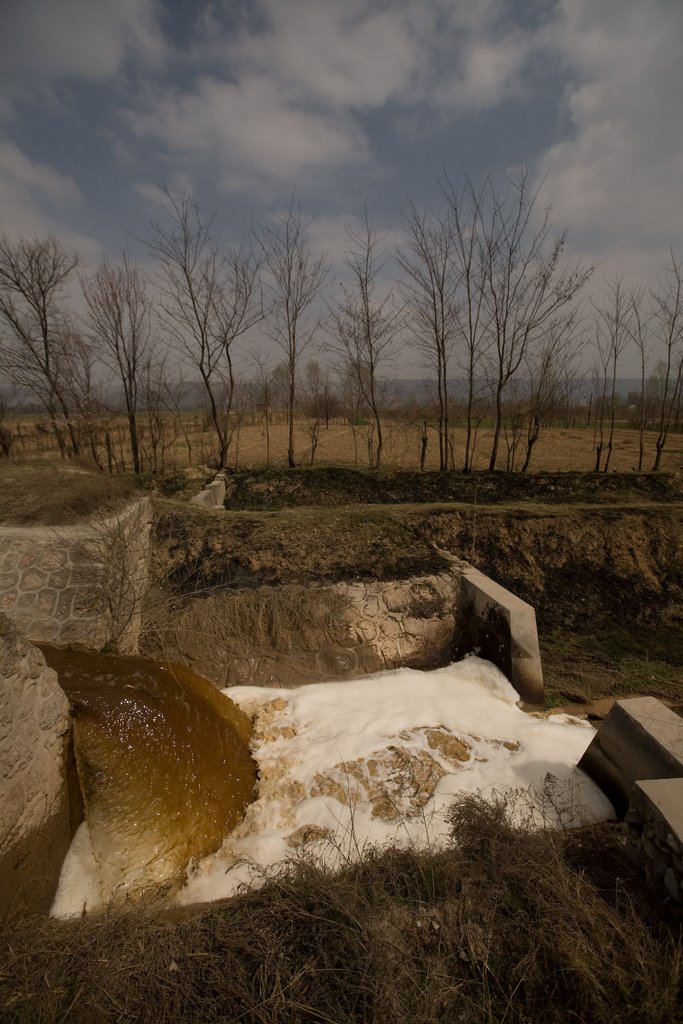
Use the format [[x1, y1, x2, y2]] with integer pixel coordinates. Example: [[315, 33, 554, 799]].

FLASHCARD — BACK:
[[223, 467, 682, 510], [151, 468, 682, 703], [152, 499, 682, 632]]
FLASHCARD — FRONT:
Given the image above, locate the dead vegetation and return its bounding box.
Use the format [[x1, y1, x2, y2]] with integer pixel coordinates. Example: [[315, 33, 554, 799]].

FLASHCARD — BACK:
[[145, 584, 353, 662], [0, 460, 136, 525], [1, 794, 681, 1024]]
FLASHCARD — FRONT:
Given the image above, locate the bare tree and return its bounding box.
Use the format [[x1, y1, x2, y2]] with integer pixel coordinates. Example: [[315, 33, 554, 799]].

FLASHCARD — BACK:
[[441, 177, 495, 472], [475, 171, 593, 471], [300, 359, 326, 465], [82, 252, 153, 474], [61, 324, 110, 471], [254, 193, 329, 467], [593, 279, 634, 472], [626, 288, 649, 470], [329, 210, 403, 470], [519, 320, 581, 472], [397, 201, 457, 470], [146, 188, 261, 469], [0, 234, 82, 456], [140, 354, 169, 474], [650, 251, 683, 470], [249, 350, 275, 465]]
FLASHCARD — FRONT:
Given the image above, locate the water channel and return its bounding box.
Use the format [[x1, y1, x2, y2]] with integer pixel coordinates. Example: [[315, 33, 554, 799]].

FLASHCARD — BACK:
[[41, 649, 615, 917]]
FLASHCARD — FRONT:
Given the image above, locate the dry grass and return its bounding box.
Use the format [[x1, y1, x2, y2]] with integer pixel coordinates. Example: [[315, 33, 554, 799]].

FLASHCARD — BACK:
[[146, 584, 353, 660], [6, 413, 683, 474], [0, 460, 136, 525], [1, 794, 680, 1024]]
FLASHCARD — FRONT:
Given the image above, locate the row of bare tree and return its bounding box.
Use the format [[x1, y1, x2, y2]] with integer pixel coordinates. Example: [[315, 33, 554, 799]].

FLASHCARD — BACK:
[[1, 172, 681, 474]]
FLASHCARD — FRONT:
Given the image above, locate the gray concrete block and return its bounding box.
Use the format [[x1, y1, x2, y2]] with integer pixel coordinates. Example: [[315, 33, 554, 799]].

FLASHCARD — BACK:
[[631, 778, 683, 845], [578, 698, 683, 813], [455, 564, 544, 704]]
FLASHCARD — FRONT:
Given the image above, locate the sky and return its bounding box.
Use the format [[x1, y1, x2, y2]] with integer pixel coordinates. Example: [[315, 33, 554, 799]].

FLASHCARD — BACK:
[[51, 657, 614, 916], [1, 0, 682, 374]]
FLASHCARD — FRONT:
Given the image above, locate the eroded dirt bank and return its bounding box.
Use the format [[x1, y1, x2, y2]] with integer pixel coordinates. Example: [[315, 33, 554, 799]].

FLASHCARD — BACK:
[[148, 469, 682, 699], [152, 502, 682, 632]]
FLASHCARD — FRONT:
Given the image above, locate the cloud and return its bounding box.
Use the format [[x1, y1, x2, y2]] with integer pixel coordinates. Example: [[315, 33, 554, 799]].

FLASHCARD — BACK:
[[0, 0, 166, 85], [120, 0, 552, 196], [0, 139, 80, 235], [0, 138, 100, 259], [537, 0, 683, 270], [124, 74, 369, 189], [226, 0, 423, 110]]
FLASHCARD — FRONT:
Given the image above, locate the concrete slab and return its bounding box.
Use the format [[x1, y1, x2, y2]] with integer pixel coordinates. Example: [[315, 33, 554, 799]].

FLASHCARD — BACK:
[[578, 697, 683, 812], [455, 564, 544, 704], [632, 778, 683, 841]]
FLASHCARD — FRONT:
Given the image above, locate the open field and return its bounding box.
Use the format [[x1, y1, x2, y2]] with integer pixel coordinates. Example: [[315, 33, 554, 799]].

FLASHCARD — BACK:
[[5, 414, 683, 474]]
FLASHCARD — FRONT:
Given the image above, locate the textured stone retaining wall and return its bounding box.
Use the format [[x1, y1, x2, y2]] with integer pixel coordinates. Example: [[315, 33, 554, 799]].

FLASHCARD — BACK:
[[338, 573, 458, 671], [0, 499, 152, 653], [167, 565, 543, 702], [0, 616, 71, 917]]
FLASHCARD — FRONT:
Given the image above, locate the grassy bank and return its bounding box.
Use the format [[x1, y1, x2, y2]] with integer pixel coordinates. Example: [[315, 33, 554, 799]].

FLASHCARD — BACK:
[[2, 795, 681, 1024], [541, 620, 683, 708]]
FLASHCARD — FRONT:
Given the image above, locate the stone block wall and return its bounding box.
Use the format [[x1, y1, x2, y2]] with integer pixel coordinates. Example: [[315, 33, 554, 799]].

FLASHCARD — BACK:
[[0, 616, 71, 917], [580, 698, 683, 908], [626, 778, 683, 905], [0, 499, 152, 654], [338, 573, 458, 671]]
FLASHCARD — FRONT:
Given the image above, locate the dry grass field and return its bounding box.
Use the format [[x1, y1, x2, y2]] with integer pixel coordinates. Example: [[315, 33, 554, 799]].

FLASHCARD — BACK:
[[231, 420, 683, 473], [6, 413, 682, 475]]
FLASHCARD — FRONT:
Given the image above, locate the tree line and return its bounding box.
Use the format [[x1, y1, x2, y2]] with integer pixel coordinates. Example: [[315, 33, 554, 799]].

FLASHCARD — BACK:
[[1, 173, 681, 474]]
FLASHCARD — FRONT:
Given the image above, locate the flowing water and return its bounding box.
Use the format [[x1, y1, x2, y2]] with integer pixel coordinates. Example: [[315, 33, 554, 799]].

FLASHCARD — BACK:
[[42, 647, 257, 900], [44, 652, 615, 918]]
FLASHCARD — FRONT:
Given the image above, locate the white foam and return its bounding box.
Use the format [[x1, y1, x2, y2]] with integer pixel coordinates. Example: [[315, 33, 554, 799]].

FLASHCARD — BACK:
[[52, 657, 614, 917]]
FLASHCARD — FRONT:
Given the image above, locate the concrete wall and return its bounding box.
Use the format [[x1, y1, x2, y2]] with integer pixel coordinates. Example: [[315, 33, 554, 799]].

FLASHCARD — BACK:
[[455, 563, 544, 705], [0, 616, 72, 918], [578, 697, 683, 813], [191, 472, 226, 508]]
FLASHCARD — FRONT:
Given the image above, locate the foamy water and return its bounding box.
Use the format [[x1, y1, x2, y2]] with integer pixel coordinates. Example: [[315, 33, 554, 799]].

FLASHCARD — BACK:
[[52, 657, 614, 917]]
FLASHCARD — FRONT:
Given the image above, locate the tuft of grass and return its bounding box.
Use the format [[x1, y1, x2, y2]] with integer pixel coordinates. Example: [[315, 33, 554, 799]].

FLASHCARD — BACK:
[[1, 794, 681, 1024]]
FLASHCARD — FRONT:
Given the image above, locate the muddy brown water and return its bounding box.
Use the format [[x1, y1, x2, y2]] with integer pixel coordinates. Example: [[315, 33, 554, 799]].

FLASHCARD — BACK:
[[41, 647, 257, 898]]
